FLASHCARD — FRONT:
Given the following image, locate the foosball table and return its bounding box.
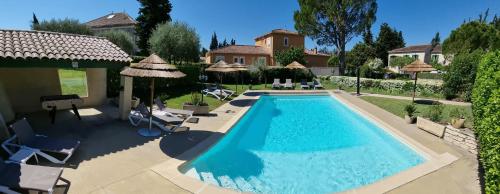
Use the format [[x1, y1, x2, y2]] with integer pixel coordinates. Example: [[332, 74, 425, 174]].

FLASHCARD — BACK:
[[40, 94, 83, 124]]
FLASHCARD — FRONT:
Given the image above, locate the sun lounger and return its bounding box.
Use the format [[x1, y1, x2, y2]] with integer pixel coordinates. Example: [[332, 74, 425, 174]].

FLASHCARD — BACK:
[[272, 79, 282, 89], [1, 118, 80, 164], [0, 158, 70, 194], [202, 88, 231, 100], [313, 79, 324, 89], [283, 79, 293, 89], [300, 79, 310, 89], [128, 103, 189, 133], [154, 98, 193, 118]]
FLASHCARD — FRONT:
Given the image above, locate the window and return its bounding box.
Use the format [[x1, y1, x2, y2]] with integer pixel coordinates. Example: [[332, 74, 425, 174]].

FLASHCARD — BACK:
[[412, 55, 418, 59], [284, 37, 289, 46], [257, 57, 266, 65], [432, 54, 439, 62], [233, 56, 245, 64], [58, 69, 88, 97], [215, 55, 225, 62]]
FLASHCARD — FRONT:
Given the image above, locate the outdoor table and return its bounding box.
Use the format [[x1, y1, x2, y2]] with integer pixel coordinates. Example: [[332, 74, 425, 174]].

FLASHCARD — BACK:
[[41, 94, 83, 124]]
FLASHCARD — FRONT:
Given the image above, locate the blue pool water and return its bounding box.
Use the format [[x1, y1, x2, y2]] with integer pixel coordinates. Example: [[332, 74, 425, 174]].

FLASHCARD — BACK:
[[181, 95, 425, 193]]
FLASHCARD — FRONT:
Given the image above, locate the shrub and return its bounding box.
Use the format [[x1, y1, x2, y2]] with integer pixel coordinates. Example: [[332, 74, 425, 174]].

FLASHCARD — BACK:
[[329, 76, 442, 96], [442, 50, 483, 101], [149, 21, 201, 64], [471, 51, 500, 194], [404, 104, 417, 117], [425, 103, 444, 122], [32, 18, 93, 35], [275, 47, 306, 66], [389, 56, 414, 67], [98, 30, 136, 55], [449, 107, 466, 119]]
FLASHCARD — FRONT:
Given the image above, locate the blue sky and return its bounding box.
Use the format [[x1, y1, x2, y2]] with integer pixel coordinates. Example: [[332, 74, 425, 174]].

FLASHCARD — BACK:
[[1, 0, 499, 50]]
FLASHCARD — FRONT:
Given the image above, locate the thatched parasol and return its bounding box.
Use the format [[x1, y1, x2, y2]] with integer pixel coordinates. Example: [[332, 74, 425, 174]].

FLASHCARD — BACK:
[[121, 54, 186, 137], [401, 59, 436, 102], [285, 61, 307, 88], [205, 60, 239, 100]]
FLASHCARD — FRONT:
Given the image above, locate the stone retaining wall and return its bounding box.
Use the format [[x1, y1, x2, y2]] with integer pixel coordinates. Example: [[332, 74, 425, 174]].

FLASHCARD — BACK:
[[443, 125, 477, 155]]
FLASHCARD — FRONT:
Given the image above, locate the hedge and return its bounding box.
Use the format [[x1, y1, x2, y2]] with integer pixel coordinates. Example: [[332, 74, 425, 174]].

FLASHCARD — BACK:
[[325, 76, 443, 95], [471, 51, 500, 194]]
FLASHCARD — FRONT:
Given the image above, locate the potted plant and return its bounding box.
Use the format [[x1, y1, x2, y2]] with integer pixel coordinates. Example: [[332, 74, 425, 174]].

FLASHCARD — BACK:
[[449, 107, 466, 128], [183, 92, 209, 115], [417, 102, 446, 137], [403, 103, 417, 124]]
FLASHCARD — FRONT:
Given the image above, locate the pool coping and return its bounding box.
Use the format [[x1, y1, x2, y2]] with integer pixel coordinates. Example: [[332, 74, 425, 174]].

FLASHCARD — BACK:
[[150, 90, 458, 194]]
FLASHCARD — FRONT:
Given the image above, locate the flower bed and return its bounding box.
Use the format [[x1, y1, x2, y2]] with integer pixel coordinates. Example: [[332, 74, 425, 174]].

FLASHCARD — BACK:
[[324, 76, 443, 95]]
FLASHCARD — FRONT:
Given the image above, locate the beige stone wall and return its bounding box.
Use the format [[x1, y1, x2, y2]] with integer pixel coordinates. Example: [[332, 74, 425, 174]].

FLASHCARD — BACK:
[[206, 53, 271, 66], [0, 68, 107, 113]]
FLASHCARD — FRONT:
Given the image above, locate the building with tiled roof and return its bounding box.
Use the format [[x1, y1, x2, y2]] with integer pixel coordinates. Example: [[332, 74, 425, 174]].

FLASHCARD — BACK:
[[205, 29, 331, 68], [388, 44, 449, 73], [0, 29, 131, 113], [86, 12, 137, 42]]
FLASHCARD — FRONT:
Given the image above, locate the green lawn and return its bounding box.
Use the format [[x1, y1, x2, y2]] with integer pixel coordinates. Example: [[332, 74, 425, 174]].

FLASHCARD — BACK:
[[58, 69, 88, 97], [360, 96, 473, 128]]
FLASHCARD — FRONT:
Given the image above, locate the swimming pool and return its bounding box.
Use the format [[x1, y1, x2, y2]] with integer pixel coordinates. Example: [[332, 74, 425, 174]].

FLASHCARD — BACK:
[[181, 95, 425, 193]]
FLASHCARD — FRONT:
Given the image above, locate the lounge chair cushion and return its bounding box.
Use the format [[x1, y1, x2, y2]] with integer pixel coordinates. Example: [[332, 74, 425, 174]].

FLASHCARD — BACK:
[[0, 159, 62, 192], [27, 136, 79, 155], [10, 119, 36, 145]]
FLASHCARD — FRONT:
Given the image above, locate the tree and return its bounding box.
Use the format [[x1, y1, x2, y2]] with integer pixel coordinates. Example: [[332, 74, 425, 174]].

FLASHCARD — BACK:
[[389, 56, 414, 67], [346, 42, 375, 75], [149, 21, 200, 64], [32, 18, 93, 35], [363, 28, 373, 46], [209, 32, 218, 50], [230, 39, 236, 45], [442, 50, 484, 101], [328, 55, 340, 67], [275, 47, 306, 66], [222, 39, 228, 47], [136, 0, 172, 55], [200, 47, 208, 57], [31, 13, 39, 29], [98, 30, 135, 55], [442, 21, 499, 55], [431, 32, 440, 47], [374, 23, 405, 66], [294, 0, 377, 75]]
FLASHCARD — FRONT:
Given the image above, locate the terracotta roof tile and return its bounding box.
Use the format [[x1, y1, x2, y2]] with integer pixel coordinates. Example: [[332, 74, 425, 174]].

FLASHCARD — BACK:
[[208, 45, 271, 55], [0, 29, 132, 62], [255, 29, 301, 40], [389, 44, 443, 54], [86, 12, 137, 28]]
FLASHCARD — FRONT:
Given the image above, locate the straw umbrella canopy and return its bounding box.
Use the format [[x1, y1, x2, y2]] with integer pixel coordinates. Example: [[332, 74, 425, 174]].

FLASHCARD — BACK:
[[401, 59, 436, 102], [229, 62, 248, 94], [205, 60, 239, 100], [120, 54, 186, 137], [285, 61, 307, 88]]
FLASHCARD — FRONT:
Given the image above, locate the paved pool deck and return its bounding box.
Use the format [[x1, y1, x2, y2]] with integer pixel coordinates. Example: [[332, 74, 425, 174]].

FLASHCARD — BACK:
[[33, 90, 479, 194]]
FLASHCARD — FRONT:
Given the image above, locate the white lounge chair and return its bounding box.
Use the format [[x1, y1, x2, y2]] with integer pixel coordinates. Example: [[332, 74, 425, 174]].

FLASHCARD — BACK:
[[0, 158, 70, 194], [313, 79, 324, 89], [300, 79, 310, 89], [154, 98, 193, 118], [2, 118, 80, 164], [128, 103, 189, 133], [202, 88, 231, 100], [283, 79, 293, 89], [272, 79, 281, 89]]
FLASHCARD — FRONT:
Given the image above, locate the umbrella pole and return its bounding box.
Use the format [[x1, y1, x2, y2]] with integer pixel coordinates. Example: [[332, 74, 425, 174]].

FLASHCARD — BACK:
[[413, 72, 418, 102], [220, 73, 223, 101], [138, 78, 161, 137], [236, 72, 239, 94]]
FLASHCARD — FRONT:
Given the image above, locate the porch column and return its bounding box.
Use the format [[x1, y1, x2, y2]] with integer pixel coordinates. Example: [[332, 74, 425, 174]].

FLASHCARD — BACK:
[[118, 76, 133, 120]]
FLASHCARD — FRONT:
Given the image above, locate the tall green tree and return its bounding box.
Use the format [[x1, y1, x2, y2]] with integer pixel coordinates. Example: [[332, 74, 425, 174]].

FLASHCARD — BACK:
[[431, 32, 440, 47], [200, 47, 208, 57], [31, 13, 39, 28], [230, 39, 236, 45], [275, 47, 306, 66], [98, 30, 135, 55], [149, 21, 200, 64], [442, 21, 499, 55], [209, 32, 218, 50], [374, 23, 405, 66], [294, 0, 377, 75], [136, 0, 172, 55], [32, 18, 93, 35]]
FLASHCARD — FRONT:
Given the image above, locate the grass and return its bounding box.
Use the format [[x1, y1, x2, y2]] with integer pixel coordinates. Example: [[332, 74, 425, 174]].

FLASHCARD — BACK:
[[360, 96, 473, 128], [58, 69, 88, 97]]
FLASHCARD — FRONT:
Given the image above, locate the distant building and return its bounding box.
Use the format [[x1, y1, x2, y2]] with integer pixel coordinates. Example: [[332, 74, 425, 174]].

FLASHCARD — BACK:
[[388, 44, 449, 73], [205, 29, 331, 68], [86, 12, 137, 42]]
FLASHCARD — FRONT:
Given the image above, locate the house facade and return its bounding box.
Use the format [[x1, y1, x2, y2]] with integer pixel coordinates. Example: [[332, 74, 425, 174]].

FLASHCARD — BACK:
[[388, 44, 449, 72], [86, 12, 137, 42], [205, 29, 330, 68]]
